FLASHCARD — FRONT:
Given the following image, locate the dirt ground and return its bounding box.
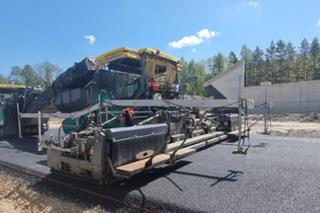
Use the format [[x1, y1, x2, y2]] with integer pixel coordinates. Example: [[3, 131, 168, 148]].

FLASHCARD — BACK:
[[249, 113, 320, 138], [0, 168, 106, 213]]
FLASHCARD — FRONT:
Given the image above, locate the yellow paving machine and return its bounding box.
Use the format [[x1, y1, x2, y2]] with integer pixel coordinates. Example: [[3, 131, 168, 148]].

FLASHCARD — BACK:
[[0, 47, 245, 184]]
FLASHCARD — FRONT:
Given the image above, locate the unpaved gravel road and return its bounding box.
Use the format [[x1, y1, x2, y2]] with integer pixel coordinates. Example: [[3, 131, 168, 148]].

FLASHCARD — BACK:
[[250, 120, 320, 138], [249, 113, 320, 138]]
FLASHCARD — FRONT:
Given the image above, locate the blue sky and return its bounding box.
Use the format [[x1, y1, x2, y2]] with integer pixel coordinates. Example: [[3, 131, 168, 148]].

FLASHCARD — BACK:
[[1, 0, 320, 74]]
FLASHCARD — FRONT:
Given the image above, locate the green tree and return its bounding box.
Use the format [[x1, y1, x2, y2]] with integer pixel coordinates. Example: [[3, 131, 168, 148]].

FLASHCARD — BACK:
[[212, 53, 226, 76], [180, 57, 189, 95], [193, 63, 209, 96], [252, 46, 264, 84], [206, 57, 214, 75], [275, 39, 287, 83], [309, 37, 320, 79], [227, 51, 238, 66], [9, 64, 40, 86], [8, 66, 23, 83], [300, 38, 310, 57], [286, 42, 296, 60], [181, 59, 209, 97], [285, 42, 296, 81], [202, 37, 320, 85], [298, 38, 311, 80], [265, 41, 277, 83], [22, 64, 43, 86], [0, 74, 7, 84], [310, 37, 320, 57], [266, 41, 276, 61], [8, 62, 62, 87], [184, 60, 196, 96], [240, 45, 253, 86], [37, 61, 63, 88]]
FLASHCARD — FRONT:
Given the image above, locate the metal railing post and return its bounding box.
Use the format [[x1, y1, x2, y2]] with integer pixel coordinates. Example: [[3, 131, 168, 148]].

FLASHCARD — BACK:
[[264, 86, 268, 134], [237, 98, 242, 151], [105, 104, 109, 121], [38, 111, 42, 142], [16, 103, 22, 138]]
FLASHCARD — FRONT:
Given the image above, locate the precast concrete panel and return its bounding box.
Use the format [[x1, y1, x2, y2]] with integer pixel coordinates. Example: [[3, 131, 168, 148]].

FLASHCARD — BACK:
[[204, 61, 320, 114]]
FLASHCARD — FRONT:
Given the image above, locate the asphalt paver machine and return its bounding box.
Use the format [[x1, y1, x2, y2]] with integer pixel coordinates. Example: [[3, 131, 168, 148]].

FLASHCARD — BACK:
[[1, 47, 248, 184]]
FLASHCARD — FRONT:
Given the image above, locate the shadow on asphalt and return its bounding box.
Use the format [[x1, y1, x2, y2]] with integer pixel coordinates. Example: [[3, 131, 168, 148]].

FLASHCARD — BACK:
[[33, 160, 200, 212], [0, 137, 245, 212], [0, 137, 46, 155], [220, 141, 268, 148], [31, 160, 244, 212], [171, 169, 243, 187]]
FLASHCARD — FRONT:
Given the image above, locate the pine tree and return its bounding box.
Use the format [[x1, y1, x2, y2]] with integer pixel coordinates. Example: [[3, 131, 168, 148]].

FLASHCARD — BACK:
[[185, 60, 196, 96], [275, 39, 287, 82], [227, 51, 238, 66], [194, 63, 209, 96], [241, 45, 253, 86], [285, 42, 296, 81], [299, 38, 311, 80], [300, 38, 310, 57], [252, 46, 264, 84], [309, 37, 320, 79], [179, 57, 188, 95], [266, 41, 276, 61], [265, 41, 276, 83], [212, 53, 226, 76], [206, 57, 214, 76]]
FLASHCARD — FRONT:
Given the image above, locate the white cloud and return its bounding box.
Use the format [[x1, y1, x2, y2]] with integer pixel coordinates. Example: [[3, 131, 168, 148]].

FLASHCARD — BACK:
[[84, 35, 96, 45], [192, 48, 197, 53], [248, 1, 258, 8], [169, 29, 218, 49], [317, 20, 320, 27], [169, 35, 202, 48], [196, 29, 216, 39]]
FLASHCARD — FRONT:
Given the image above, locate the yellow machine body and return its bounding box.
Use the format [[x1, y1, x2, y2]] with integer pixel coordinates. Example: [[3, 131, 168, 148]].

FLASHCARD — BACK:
[[94, 47, 182, 88]]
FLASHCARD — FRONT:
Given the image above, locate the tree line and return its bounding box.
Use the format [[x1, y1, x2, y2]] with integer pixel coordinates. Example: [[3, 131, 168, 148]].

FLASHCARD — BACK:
[[2, 37, 319, 95], [0, 62, 62, 88], [180, 36, 320, 97], [204, 37, 320, 86]]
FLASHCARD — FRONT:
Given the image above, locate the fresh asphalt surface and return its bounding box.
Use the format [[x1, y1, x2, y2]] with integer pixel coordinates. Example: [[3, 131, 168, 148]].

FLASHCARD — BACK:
[[0, 134, 320, 212]]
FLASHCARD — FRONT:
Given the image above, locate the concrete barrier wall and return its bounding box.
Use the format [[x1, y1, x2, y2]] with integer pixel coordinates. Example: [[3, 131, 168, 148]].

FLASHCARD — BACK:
[[204, 60, 320, 114], [243, 80, 320, 113]]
